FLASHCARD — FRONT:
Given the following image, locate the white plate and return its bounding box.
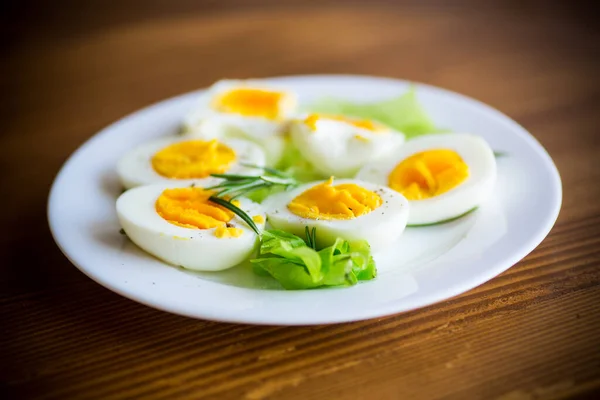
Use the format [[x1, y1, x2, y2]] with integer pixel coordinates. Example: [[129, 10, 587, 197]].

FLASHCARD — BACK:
[[48, 75, 561, 325]]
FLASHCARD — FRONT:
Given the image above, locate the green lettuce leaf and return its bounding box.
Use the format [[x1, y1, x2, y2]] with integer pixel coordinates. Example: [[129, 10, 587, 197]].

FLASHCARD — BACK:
[[251, 258, 322, 290], [348, 240, 377, 281], [276, 138, 326, 183], [305, 86, 437, 139], [319, 238, 354, 286], [245, 186, 285, 203], [258, 230, 322, 282], [245, 139, 324, 203], [251, 229, 377, 290]]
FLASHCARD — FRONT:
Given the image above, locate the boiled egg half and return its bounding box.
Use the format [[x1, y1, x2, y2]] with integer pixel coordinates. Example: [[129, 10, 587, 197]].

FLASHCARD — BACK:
[[289, 113, 405, 178], [117, 137, 265, 189], [117, 181, 266, 271], [265, 177, 409, 251], [183, 79, 297, 166], [356, 133, 497, 226]]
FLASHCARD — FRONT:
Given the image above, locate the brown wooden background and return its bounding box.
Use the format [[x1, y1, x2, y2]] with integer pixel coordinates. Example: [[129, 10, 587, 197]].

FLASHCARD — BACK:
[[2, 1, 599, 399]]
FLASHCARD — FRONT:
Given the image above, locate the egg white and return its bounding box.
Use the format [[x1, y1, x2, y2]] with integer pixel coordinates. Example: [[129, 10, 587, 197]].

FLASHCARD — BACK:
[[356, 133, 497, 226], [116, 182, 266, 271], [290, 116, 405, 178], [264, 179, 409, 252], [182, 79, 297, 166], [116, 136, 266, 189]]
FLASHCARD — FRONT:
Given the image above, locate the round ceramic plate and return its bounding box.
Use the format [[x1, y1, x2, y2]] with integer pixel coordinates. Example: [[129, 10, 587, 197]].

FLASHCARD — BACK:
[[48, 75, 561, 325]]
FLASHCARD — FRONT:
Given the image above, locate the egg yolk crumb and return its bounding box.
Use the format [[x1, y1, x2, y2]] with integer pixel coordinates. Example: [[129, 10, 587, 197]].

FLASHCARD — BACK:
[[156, 187, 243, 236], [213, 88, 285, 120], [303, 114, 383, 132], [152, 140, 235, 179], [388, 149, 469, 200], [252, 215, 265, 224], [288, 177, 382, 220], [214, 225, 243, 238]]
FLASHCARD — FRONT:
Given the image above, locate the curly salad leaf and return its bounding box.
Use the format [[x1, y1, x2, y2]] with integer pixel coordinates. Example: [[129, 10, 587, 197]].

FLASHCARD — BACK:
[[305, 86, 437, 139], [276, 139, 326, 182], [246, 140, 327, 202], [251, 229, 377, 290]]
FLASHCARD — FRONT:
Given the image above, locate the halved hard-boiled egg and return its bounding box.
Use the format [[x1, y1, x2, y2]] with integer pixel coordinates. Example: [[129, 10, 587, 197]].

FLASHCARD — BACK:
[[117, 137, 265, 189], [356, 133, 496, 226], [265, 177, 409, 251], [183, 79, 297, 166], [117, 181, 266, 271], [289, 113, 405, 178]]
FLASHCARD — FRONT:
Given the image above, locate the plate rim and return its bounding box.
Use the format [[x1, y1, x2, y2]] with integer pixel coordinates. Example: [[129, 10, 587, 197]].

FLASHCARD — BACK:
[[47, 74, 563, 325]]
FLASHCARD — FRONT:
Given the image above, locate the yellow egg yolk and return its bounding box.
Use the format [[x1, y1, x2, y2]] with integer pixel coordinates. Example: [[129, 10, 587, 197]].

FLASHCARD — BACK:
[[388, 149, 469, 200], [288, 177, 382, 220], [155, 187, 242, 238], [213, 88, 285, 120], [303, 114, 383, 132], [151, 140, 235, 179]]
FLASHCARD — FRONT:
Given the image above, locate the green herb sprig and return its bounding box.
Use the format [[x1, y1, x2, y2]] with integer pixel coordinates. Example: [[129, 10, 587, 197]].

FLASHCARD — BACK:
[[208, 196, 261, 235], [304, 226, 317, 250], [208, 164, 298, 199], [207, 164, 299, 236]]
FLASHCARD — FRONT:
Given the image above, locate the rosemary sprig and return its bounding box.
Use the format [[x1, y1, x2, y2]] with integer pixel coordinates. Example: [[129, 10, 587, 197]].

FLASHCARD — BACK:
[[241, 163, 291, 178], [207, 165, 298, 199], [305, 226, 317, 250], [207, 165, 298, 236], [208, 196, 261, 235]]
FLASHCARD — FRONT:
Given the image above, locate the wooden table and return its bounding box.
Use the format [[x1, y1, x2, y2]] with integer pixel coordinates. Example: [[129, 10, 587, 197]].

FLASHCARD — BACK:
[[2, 1, 599, 399]]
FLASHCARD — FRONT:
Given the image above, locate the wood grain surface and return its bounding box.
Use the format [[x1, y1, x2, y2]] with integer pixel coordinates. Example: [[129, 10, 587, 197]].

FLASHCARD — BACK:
[[1, 1, 599, 399]]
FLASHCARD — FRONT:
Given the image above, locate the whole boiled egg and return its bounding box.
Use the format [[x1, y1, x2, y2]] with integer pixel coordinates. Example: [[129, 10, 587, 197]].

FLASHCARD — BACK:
[[183, 79, 297, 166], [289, 113, 405, 178], [356, 133, 496, 226], [117, 137, 265, 189], [265, 177, 409, 251], [117, 182, 266, 271]]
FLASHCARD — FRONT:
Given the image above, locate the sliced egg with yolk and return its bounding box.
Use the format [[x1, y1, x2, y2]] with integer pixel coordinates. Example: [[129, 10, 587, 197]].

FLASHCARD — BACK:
[[356, 133, 497, 225], [117, 137, 265, 189], [289, 113, 405, 178], [117, 181, 266, 271], [265, 177, 409, 251], [183, 79, 297, 166]]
